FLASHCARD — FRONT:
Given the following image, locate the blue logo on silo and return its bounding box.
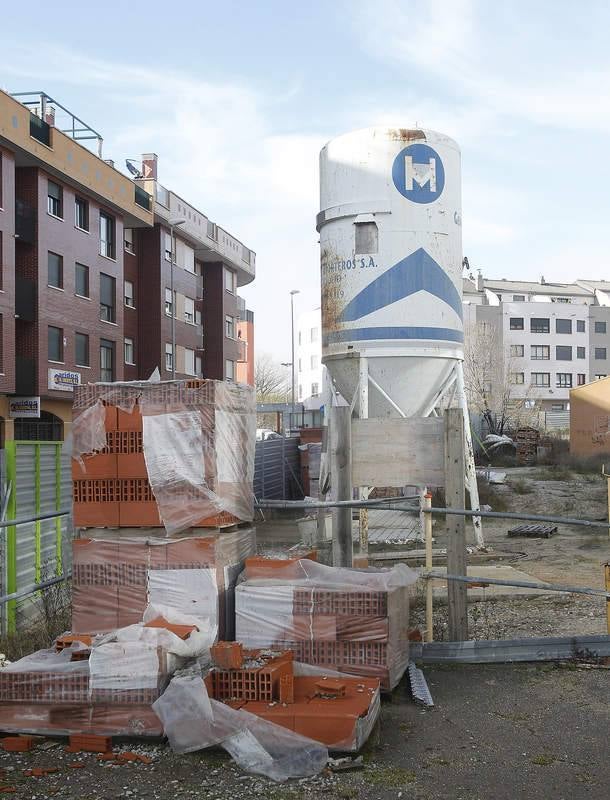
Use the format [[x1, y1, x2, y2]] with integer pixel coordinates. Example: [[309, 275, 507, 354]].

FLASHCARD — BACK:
[[392, 143, 445, 203]]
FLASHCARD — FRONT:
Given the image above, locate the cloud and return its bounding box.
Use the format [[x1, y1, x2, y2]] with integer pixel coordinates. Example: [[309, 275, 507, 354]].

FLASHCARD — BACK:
[[0, 44, 328, 359]]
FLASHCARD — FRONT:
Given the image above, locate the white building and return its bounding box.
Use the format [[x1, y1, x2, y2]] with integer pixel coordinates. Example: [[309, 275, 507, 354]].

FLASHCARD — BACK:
[[296, 307, 322, 402]]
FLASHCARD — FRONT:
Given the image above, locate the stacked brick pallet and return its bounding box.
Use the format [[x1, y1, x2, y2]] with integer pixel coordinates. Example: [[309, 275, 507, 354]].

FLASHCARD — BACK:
[[235, 559, 414, 690], [0, 378, 257, 739]]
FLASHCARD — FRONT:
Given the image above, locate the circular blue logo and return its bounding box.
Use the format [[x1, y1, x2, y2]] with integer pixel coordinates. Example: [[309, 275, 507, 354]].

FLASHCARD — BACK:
[[392, 143, 445, 203]]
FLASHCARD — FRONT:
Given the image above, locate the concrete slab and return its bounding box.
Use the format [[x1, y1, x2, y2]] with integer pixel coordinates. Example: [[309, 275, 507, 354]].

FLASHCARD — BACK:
[[428, 564, 560, 600]]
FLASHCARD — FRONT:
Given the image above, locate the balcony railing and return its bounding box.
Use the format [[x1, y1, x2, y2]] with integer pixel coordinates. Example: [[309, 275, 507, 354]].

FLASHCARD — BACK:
[[15, 200, 36, 244], [29, 113, 51, 146], [15, 277, 36, 322], [134, 185, 151, 211], [15, 357, 36, 395]]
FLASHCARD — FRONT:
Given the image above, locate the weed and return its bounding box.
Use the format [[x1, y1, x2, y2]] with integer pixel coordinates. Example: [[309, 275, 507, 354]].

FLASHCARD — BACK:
[[510, 479, 533, 495], [368, 766, 416, 787], [530, 754, 556, 766], [337, 788, 358, 800], [535, 466, 572, 481], [426, 756, 451, 767]]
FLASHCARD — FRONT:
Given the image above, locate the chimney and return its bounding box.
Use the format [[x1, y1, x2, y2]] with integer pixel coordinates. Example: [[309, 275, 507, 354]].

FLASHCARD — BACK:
[[540, 275, 546, 284], [142, 153, 158, 180], [104, 159, 115, 168], [476, 270, 484, 292]]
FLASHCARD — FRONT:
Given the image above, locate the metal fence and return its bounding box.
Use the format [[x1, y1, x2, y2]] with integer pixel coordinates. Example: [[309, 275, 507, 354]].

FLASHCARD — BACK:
[[1, 440, 73, 633], [253, 437, 303, 501]]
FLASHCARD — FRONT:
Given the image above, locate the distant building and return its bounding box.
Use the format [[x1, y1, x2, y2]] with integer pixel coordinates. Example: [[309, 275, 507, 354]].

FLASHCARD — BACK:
[[295, 307, 322, 403]]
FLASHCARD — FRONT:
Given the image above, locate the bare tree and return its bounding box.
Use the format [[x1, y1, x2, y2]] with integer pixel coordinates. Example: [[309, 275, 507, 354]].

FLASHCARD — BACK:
[[463, 322, 535, 436], [255, 353, 289, 401]]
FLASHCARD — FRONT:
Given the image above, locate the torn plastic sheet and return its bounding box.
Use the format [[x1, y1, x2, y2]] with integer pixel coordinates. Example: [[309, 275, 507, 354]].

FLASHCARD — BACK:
[[71, 400, 107, 465], [152, 673, 328, 781]]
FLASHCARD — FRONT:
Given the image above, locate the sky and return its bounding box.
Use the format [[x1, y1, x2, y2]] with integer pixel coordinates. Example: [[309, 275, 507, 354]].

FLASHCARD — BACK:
[[2, 0, 610, 362]]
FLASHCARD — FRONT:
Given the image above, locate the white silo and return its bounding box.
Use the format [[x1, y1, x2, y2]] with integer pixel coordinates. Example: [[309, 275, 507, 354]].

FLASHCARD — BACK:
[[318, 127, 482, 546], [318, 127, 463, 417]]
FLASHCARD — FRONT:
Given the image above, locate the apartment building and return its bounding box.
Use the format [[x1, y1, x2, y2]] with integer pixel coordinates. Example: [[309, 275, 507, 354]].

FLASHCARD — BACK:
[[296, 307, 322, 402], [0, 91, 255, 442], [236, 296, 255, 386], [464, 275, 610, 414], [0, 90, 153, 441]]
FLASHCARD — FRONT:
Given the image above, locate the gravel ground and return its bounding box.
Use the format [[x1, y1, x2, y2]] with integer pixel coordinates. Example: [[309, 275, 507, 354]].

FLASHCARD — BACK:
[[1, 663, 608, 800]]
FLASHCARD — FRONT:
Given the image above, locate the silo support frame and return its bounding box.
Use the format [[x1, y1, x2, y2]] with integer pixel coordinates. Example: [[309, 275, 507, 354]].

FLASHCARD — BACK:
[[454, 363, 484, 549], [358, 356, 370, 558]]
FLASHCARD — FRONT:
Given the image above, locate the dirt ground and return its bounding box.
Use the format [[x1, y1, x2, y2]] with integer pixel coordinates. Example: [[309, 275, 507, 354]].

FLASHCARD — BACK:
[[1, 662, 608, 800]]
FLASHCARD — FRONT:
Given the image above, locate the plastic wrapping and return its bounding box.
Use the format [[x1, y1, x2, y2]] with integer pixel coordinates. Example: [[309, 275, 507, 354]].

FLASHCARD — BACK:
[[71, 379, 256, 535], [152, 672, 328, 781], [235, 561, 416, 689], [71, 531, 255, 637]]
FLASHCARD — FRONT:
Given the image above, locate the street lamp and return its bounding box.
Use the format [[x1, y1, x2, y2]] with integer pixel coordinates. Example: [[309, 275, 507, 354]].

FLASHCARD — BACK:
[[169, 217, 186, 379], [289, 289, 300, 433]]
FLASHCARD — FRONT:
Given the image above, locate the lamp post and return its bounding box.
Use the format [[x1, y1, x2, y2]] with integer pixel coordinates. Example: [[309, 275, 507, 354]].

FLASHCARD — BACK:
[[289, 289, 300, 433], [169, 217, 186, 379]]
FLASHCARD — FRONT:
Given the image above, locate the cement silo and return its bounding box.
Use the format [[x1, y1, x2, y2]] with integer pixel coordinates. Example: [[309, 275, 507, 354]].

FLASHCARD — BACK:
[[318, 127, 463, 417], [317, 127, 483, 548]]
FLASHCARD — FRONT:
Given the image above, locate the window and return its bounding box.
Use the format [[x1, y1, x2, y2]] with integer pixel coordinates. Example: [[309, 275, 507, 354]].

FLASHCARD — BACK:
[[0, 315, 3, 372], [298, 358, 302, 372], [99, 212, 116, 259], [509, 317, 524, 330], [225, 315, 235, 338], [311, 327, 319, 342], [75, 263, 89, 298], [124, 280, 134, 308], [530, 317, 550, 333], [595, 348, 607, 360], [100, 273, 116, 323], [577, 374, 586, 386], [595, 321, 607, 334], [0, 153, 2, 208], [48, 326, 63, 362], [354, 221, 378, 254], [595, 374, 607, 380], [510, 372, 525, 384], [577, 320, 585, 333], [124, 337, 135, 365], [556, 346, 572, 360], [75, 333, 89, 367], [0, 231, 2, 290], [531, 345, 549, 360], [74, 197, 89, 231], [311, 382, 319, 396], [556, 319, 572, 334], [195, 355, 202, 376], [551, 297, 570, 303], [176, 239, 195, 273], [185, 348, 195, 376], [100, 339, 115, 381], [577, 346, 586, 359], [48, 252, 63, 289], [531, 372, 550, 387], [512, 294, 526, 302], [510, 344, 524, 357], [310, 354, 319, 369], [164, 233, 172, 261], [551, 403, 566, 411], [224, 267, 236, 293], [556, 373, 572, 388], [298, 331, 302, 345], [47, 180, 63, 218], [165, 343, 173, 372], [165, 288, 173, 316], [298, 384, 303, 398], [225, 359, 235, 381], [195, 309, 202, 327], [124, 228, 135, 254], [524, 399, 536, 409], [184, 297, 195, 324]]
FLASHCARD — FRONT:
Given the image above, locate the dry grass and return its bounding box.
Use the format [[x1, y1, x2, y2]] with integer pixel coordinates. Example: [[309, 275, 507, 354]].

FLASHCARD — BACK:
[[0, 578, 71, 661]]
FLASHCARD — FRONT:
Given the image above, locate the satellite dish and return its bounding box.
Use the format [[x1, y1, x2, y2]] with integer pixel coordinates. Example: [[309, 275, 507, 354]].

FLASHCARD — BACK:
[[125, 159, 143, 179]]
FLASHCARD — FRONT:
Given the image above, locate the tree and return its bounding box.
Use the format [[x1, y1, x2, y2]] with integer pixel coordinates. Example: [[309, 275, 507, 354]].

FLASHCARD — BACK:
[[255, 353, 289, 401], [463, 322, 536, 436]]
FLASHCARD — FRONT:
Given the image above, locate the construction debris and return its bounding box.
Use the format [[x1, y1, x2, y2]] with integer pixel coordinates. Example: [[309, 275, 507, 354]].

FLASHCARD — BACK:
[[507, 523, 558, 538], [407, 662, 434, 707]]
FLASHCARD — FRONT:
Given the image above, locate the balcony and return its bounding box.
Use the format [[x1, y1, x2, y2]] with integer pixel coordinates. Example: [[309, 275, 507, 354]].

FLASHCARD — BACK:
[[134, 184, 151, 211], [15, 356, 36, 395], [29, 112, 51, 146], [15, 200, 36, 244], [15, 276, 36, 321]]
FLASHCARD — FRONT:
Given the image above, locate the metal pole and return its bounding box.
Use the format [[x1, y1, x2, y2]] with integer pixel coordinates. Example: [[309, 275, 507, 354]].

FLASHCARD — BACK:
[[171, 223, 176, 379], [330, 405, 352, 567], [424, 492, 433, 643], [605, 563, 610, 635], [358, 356, 369, 561], [424, 571, 610, 599], [289, 290, 299, 433], [445, 408, 468, 641]]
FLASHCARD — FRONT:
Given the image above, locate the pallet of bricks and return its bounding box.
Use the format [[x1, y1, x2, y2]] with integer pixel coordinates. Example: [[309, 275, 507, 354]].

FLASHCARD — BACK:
[[235, 555, 417, 690], [0, 378, 257, 737], [515, 427, 540, 466]]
